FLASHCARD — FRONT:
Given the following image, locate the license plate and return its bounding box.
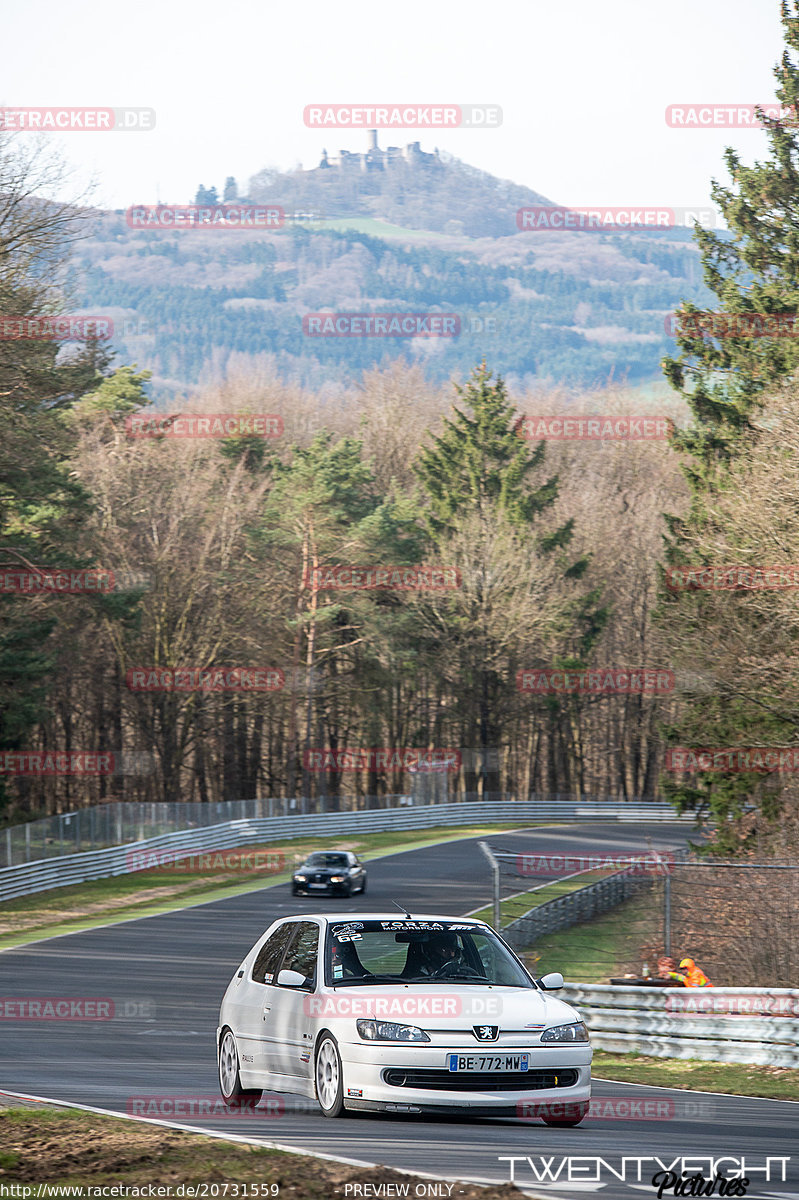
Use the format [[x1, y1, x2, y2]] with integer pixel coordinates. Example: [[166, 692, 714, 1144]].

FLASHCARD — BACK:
[[308, 883, 328, 889], [447, 1054, 529, 1072]]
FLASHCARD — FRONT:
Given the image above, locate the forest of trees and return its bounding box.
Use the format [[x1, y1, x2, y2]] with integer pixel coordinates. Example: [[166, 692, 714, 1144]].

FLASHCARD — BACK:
[[71, 200, 711, 396]]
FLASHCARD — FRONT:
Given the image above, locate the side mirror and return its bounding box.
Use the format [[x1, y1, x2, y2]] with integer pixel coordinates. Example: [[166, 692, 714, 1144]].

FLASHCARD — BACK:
[[277, 969, 307, 988], [536, 972, 564, 990]]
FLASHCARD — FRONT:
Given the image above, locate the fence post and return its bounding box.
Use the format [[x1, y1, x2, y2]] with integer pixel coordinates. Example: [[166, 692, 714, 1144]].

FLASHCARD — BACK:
[[664, 873, 672, 957], [478, 841, 501, 932], [5, 827, 11, 868]]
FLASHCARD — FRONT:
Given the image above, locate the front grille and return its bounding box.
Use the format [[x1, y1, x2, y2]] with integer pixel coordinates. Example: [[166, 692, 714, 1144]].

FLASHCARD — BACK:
[[382, 1068, 578, 1092]]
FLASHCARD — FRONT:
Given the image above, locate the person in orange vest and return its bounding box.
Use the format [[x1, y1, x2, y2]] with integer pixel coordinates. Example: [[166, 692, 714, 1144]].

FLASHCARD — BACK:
[[671, 957, 713, 987]]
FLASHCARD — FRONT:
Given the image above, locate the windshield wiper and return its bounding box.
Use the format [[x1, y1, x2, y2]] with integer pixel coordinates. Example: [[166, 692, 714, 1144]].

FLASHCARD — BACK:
[[330, 974, 405, 986]]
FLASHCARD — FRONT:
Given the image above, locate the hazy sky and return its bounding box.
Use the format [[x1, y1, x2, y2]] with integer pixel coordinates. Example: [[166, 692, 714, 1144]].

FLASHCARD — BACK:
[[0, 0, 787, 214]]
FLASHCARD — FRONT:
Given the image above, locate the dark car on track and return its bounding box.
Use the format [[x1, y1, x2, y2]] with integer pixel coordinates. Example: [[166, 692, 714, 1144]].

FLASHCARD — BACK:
[[292, 851, 367, 897]]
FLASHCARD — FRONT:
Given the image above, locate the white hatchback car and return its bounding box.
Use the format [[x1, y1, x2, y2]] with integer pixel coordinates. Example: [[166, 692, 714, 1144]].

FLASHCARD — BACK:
[[217, 913, 592, 1121]]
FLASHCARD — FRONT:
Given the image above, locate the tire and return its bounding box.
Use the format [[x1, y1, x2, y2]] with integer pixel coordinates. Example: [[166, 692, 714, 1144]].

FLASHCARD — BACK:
[[291, 886, 300, 896], [542, 1100, 589, 1127], [218, 1027, 263, 1109], [360, 876, 367, 894], [315, 1033, 346, 1117]]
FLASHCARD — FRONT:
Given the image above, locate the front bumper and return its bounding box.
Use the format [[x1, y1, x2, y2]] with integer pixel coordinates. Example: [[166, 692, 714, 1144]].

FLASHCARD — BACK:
[[338, 1040, 592, 1113], [293, 880, 350, 894]]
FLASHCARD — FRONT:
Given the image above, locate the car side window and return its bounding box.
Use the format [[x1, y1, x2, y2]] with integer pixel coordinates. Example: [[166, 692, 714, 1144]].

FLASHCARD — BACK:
[[281, 921, 320, 988], [251, 922, 295, 984]]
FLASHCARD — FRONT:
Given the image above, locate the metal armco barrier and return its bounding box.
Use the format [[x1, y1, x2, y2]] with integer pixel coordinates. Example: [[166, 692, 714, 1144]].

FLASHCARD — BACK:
[[561, 983, 799, 1068], [0, 800, 689, 902], [0, 794, 684, 868], [502, 869, 656, 951]]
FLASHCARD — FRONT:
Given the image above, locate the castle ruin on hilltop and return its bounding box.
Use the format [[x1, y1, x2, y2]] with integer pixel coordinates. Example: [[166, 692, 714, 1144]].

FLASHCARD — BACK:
[[317, 129, 439, 172]]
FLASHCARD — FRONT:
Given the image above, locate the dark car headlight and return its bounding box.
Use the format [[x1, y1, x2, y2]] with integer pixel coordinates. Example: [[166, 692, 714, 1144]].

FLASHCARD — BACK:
[[330, 875, 345, 883], [294, 874, 307, 882], [357, 1020, 430, 1042], [540, 1021, 589, 1042]]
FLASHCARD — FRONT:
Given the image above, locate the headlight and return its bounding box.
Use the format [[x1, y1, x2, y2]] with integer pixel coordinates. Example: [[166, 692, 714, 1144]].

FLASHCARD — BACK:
[[356, 1019, 430, 1042], [330, 875, 345, 882], [540, 1021, 589, 1043], [294, 874, 306, 881]]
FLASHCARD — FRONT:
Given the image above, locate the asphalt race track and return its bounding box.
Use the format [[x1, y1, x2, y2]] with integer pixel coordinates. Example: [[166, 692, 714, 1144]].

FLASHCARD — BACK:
[[1, 823, 796, 1199]]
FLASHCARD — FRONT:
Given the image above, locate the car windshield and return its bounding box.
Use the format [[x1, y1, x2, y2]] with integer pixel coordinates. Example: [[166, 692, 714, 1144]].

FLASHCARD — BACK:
[[325, 919, 533, 988], [305, 853, 348, 868]]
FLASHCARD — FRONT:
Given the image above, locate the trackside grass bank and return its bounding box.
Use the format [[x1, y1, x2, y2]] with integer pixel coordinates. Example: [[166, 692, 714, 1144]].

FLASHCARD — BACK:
[[0, 1105, 523, 1197], [592, 1052, 799, 1101]]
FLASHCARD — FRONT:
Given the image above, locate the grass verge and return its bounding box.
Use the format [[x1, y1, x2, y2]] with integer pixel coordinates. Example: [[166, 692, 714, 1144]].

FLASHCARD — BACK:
[[592, 1052, 799, 1101], [0, 822, 549, 952], [0, 1104, 523, 1196], [470, 867, 611, 926], [515, 887, 660, 982]]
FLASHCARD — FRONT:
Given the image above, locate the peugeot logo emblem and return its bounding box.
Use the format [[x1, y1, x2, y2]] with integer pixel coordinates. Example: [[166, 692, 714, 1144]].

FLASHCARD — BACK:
[[473, 1025, 499, 1041]]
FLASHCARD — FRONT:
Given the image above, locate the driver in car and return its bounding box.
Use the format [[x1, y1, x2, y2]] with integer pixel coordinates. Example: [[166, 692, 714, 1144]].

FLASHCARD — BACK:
[[418, 931, 465, 976]]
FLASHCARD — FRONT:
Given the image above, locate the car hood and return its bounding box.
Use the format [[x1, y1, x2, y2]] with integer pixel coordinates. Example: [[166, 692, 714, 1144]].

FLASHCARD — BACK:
[[315, 984, 583, 1030]]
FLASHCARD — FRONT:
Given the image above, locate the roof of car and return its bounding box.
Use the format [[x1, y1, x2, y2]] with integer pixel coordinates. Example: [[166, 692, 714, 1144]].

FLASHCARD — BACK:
[[288, 913, 491, 926]]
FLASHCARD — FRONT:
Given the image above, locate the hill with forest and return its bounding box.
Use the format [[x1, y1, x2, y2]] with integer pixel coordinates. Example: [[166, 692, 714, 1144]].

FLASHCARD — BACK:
[[68, 145, 715, 399]]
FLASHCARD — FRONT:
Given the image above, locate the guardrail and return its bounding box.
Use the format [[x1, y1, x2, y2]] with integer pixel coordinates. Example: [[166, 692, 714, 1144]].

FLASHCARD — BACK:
[[0, 794, 684, 868], [0, 800, 689, 902], [501, 868, 658, 951], [561, 983, 799, 1067]]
